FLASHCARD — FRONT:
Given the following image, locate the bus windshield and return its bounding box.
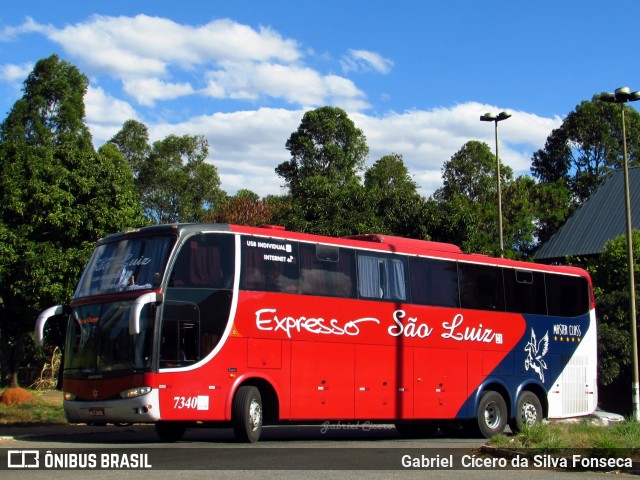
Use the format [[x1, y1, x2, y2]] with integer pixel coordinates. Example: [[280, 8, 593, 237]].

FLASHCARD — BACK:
[[74, 235, 175, 298], [65, 300, 156, 375]]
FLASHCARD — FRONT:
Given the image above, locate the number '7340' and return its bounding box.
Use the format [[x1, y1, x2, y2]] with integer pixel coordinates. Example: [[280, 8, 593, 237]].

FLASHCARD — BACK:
[[173, 396, 198, 409]]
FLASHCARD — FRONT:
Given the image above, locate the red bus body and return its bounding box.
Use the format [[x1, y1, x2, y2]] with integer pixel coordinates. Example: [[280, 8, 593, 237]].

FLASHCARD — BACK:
[[36, 224, 597, 441]]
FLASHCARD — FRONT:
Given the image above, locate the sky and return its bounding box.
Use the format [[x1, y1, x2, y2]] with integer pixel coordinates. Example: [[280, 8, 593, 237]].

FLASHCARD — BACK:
[[1, 1, 639, 198]]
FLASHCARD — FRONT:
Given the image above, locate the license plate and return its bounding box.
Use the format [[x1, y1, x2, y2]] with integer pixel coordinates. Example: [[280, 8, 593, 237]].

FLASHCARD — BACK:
[[89, 408, 105, 416]]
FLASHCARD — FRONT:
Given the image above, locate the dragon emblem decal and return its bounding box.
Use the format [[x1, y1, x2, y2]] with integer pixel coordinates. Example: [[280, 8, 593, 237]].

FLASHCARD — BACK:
[[524, 328, 549, 382]]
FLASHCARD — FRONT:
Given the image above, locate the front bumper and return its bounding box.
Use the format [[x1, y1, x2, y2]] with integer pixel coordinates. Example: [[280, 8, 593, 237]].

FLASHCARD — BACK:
[[64, 389, 160, 424]]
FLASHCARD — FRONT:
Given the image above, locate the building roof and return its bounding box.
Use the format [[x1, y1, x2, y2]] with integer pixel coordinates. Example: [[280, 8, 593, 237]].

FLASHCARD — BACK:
[[534, 167, 640, 260]]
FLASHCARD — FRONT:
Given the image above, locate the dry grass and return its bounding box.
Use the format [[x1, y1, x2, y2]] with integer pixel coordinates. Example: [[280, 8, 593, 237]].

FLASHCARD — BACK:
[[0, 388, 66, 426]]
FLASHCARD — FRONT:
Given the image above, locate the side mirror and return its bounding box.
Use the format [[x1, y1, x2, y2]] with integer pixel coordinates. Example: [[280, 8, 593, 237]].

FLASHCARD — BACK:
[[35, 305, 67, 347], [129, 292, 164, 335]]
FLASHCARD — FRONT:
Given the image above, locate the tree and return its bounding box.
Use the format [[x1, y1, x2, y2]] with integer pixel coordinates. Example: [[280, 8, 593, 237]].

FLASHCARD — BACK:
[[0, 55, 143, 386], [273, 176, 383, 237], [587, 231, 640, 388], [274, 107, 376, 236], [364, 153, 430, 239], [431, 141, 508, 255], [108, 119, 150, 177], [111, 127, 225, 224], [207, 197, 276, 226], [276, 106, 369, 193], [531, 96, 640, 242]]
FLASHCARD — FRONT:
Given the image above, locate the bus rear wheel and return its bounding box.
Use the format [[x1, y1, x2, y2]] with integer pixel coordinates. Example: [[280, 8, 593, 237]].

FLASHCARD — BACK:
[[232, 386, 263, 443], [476, 390, 508, 438], [509, 391, 543, 433]]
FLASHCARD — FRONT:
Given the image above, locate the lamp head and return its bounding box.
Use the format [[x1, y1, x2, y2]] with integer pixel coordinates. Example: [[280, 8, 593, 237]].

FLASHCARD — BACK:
[[601, 88, 640, 103], [480, 112, 496, 122]]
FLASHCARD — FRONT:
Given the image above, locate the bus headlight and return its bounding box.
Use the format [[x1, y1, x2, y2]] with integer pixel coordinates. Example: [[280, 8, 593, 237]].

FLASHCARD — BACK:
[[63, 391, 76, 401], [119, 386, 152, 399]]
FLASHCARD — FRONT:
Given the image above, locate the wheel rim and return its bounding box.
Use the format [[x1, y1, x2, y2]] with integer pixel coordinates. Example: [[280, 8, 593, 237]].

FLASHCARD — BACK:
[[249, 398, 262, 432], [484, 401, 502, 429], [521, 402, 538, 425]]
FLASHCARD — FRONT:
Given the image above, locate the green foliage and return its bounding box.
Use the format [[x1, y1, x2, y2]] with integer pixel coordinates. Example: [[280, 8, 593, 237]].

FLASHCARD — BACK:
[[277, 106, 368, 192], [489, 420, 640, 456], [274, 176, 383, 237], [364, 153, 431, 239], [108, 119, 151, 177], [0, 55, 142, 386], [112, 128, 225, 224], [531, 96, 640, 243], [429, 140, 536, 258], [586, 231, 640, 385]]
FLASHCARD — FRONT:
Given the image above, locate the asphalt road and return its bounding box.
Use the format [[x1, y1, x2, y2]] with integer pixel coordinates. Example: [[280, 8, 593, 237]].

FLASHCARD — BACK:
[[0, 423, 637, 479]]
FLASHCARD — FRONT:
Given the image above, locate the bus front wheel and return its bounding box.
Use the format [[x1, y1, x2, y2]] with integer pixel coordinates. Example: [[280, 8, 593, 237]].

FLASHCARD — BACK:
[[232, 386, 263, 443], [509, 391, 543, 433], [476, 390, 508, 438]]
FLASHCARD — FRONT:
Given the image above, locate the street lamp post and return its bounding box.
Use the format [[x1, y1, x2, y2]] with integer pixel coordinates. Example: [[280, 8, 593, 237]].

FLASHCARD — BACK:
[[601, 87, 640, 422], [480, 110, 511, 257]]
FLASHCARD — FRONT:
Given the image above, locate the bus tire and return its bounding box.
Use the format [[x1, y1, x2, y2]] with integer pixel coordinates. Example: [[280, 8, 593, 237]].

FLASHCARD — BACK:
[[232, 386, 263, 443], [476, 390, 508, 438], [509, 391, 543, 433], [155, 421, 186, 442]]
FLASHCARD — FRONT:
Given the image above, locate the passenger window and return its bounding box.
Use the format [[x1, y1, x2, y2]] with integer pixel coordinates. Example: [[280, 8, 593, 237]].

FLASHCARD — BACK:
[[299, 244, 356, 298], [240, 237, 299, 293], [409, 257, 459, 308], [546, 274, 589, 317], [358, 253, 408, 301], [504, 269, 547, 315], [458, 263, 505, 311]]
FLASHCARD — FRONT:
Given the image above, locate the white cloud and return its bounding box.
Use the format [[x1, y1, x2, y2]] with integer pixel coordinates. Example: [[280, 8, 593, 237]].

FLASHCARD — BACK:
[[10, 14, 369, 110], [146, 107, 302, 197], [85, 86, 138, 124], [121, 102, 561, 199], [341, 49, 394, 74], [203, 63, 368, 109], [122, 78, 195, 106], [1, 15, 561, 199], [0, 16, 49, 41], [45, 15, 301, 76], [354, 103, 561, 194], [0, 62, 32, 84]]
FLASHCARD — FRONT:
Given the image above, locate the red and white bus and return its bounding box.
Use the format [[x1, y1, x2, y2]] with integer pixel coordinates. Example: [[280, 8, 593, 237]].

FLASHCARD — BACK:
[[36, 223, 597, 442]]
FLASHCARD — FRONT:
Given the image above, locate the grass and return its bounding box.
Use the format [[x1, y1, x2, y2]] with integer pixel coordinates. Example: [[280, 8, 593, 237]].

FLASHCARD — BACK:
[[0, 389, 67, 426], [488, 420, 640, 460]]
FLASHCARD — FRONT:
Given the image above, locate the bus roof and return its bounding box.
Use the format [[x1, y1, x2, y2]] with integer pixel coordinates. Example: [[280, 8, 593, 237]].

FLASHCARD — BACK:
[[98, 223, 590, 279]]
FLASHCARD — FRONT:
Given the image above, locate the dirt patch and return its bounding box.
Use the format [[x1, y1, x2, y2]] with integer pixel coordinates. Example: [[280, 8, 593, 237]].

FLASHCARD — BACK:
[[0, 387, 35, 405]]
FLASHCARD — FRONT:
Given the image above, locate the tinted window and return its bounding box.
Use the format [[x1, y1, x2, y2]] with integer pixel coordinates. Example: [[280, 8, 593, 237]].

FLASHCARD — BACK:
[[458, 263, 505, 311], [504, 269, 547, 315], [546, 274, 590, 317], [409, 257, 459, 307], [75, 235, 174, 297], [162, 233, 235, 367], [169, 234, 235, 289], [299, 244, 356, 298], [240, 236, 299, 293], [357, 253, 408, 301]]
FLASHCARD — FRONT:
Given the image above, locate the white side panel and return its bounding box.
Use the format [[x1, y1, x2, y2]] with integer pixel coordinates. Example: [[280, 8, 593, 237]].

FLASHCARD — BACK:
[[547, 309, 598, 418]]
